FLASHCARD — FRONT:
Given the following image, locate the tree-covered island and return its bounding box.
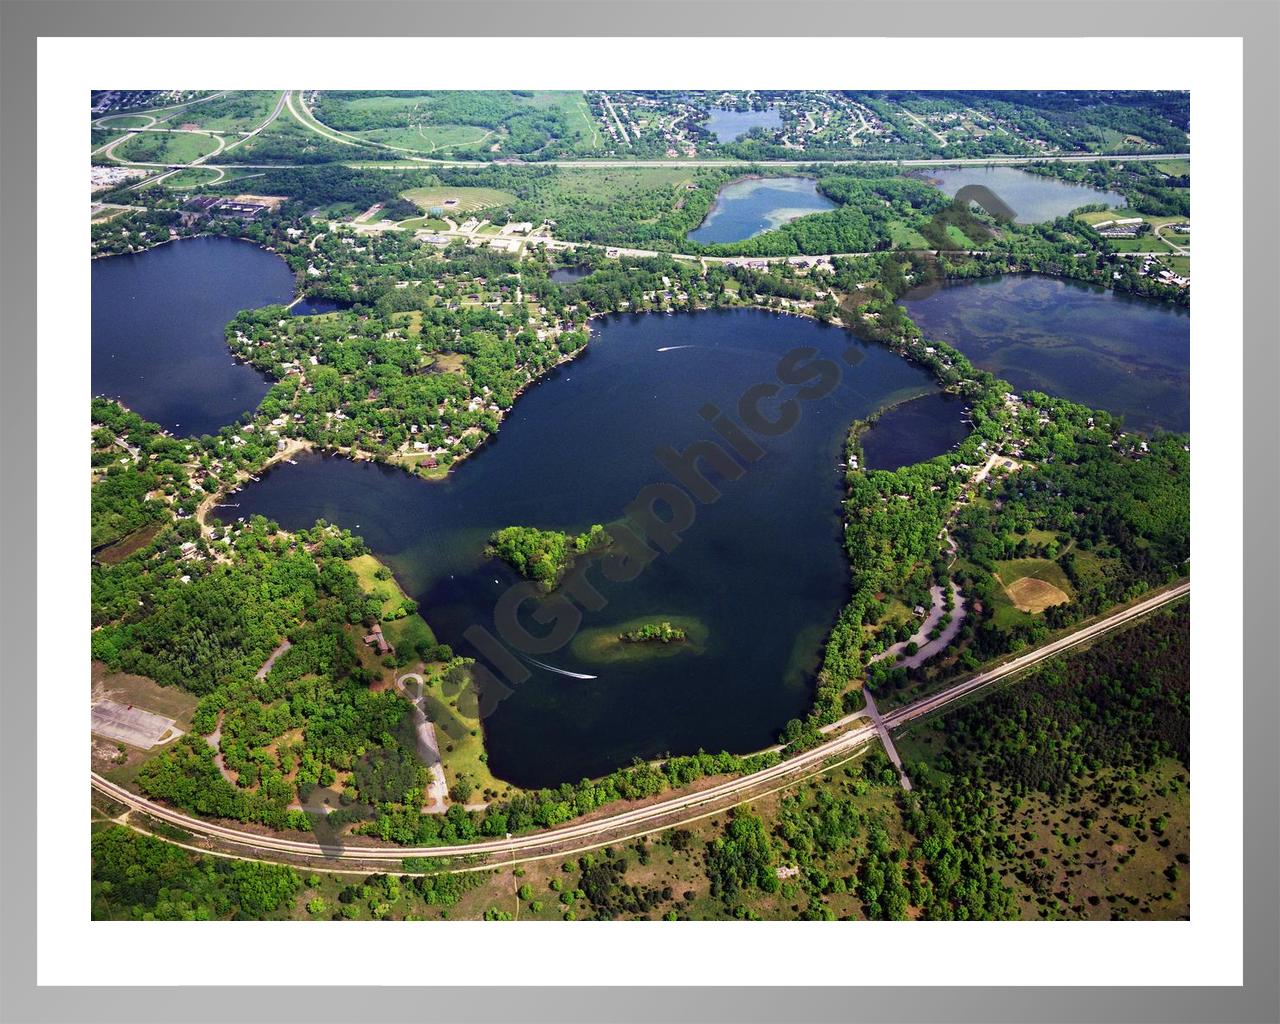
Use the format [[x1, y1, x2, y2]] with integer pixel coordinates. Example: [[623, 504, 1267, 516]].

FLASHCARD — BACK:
[[486, 523, 610, 589], [619, 622, 687, 644]]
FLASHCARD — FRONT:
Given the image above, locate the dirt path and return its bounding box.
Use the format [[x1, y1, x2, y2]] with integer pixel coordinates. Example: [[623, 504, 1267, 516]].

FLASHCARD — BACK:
[[204, 712, 237, 785], [395, 673, 449, 814], [256, 639, 293, 680]]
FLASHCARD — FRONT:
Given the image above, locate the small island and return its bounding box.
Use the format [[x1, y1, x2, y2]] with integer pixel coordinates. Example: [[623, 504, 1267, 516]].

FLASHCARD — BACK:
[[486, 523, 610, 590], [619, 621, 687, 644], [571, 615, 708, 665]]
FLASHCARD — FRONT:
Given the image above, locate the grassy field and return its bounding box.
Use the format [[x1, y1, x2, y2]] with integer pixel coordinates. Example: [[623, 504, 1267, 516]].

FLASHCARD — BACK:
[[355, 123, 495, 153], [347, 553, 415, 621], [160, 167, 234, 190], [886, 220, 930, 248], [90, 205, 137, 225], [993, 556, 1074, 614], [162, 91, 279, 133], [398, 215, 450, 231], [420, 674, 514, 802], [96, 114, 154, 130], [401, 185, 518, 214], [554, 165, 698, 199], [114, 131, 221, 165]]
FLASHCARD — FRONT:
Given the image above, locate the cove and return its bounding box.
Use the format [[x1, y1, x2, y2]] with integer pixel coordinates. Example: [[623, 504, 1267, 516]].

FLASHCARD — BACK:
[[687, 176, 837, 245], [291, 296, 349, 316], [899, 274, 1189, 434], [860, 392, 971, 471], [92, 236, 296, 436], [233, 309, 945, 788], [919, 166, 1128, 224]]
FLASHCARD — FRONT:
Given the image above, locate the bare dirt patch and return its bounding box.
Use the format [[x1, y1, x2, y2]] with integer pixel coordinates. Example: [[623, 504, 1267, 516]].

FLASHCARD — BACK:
[[1005, 576, 1071, 613]]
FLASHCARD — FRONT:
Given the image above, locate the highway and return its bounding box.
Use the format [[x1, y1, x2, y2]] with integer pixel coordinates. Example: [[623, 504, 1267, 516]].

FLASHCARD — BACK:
[[115, 151, 1192, 175], [91, 580, 1188, 871]]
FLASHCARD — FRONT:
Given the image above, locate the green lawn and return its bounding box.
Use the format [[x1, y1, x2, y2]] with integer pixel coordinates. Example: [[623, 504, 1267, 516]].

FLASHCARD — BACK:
[[398, 215, 450, 231], [160, 167, 227, 190], [420, 673, 515, 802], [163, 91, 280, 133], [1153, 159, 1191, 177], [886, 219, 929, 248], [401, 185, 518, 214], [347, 553, 416, 620], [114, 131, 221, 165]]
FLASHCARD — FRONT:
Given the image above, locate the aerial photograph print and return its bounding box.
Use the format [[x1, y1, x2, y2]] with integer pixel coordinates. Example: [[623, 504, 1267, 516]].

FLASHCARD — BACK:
[[88, 88, 1191, 924]]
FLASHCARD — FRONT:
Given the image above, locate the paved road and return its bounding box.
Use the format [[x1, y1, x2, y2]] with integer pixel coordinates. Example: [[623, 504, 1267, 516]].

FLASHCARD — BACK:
[[860, 689, 911, 791], [870, 580, 967, 670], [104, 150, 1191, 175], [90, 580, 1188, 869]]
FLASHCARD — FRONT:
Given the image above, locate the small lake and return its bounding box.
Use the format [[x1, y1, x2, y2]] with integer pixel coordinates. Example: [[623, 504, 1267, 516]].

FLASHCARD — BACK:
[[705, 106, 783, 143], [291, 296, 348, 316], [860, 392, 971, 470], [234, 309, 945, 787], [899, 275, 1189, 433], [549, 266, 592, 284], [687, 176, 837, 245], [920, 166, 1128, 224], [92, 237, 295, 436]]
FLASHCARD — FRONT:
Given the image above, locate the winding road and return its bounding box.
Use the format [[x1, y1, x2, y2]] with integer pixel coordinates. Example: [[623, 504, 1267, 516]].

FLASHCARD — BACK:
[[91, 580, 1188, 872]]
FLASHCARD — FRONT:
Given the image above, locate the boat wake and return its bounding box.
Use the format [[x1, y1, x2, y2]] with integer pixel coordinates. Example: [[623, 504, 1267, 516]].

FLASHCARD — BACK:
[[656, 345, 693, 352], [521, 654, 598, 680]]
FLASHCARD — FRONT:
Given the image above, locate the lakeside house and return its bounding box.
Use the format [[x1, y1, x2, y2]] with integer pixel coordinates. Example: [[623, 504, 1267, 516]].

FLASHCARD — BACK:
[[362, 623, 393, 656]]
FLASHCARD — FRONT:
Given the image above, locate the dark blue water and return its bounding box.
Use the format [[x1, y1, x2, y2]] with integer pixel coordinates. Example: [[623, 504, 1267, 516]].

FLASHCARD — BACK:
[[861, 392, 971, 470], [92, 237, 295, 436], [550, 267, 592, 284], [688, 176, 837, 245], [291, 296, 348, 316], [900, 275, 1189, 433], [234, 309, 939, 787], [921, 166, 1128, 224], [705, 107, 783, 142]]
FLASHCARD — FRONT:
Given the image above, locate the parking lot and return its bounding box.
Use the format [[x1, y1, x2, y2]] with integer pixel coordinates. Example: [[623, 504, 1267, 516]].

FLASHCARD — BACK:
[[90, 700, 181, 749]]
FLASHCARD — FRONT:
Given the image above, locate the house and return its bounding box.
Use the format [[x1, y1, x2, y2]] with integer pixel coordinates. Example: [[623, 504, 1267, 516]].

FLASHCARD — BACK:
[[362, 623, 393, 656]]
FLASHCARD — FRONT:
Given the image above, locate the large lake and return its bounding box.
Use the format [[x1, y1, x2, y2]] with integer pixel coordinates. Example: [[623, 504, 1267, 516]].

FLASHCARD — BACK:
[[705, 106, 783, 143], [688, 176, 836, 245], [233, 309, 943, 787], [899, 275, 1189, 433], [921, 166, 1128, 224], [92, 237, 295, 436]]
